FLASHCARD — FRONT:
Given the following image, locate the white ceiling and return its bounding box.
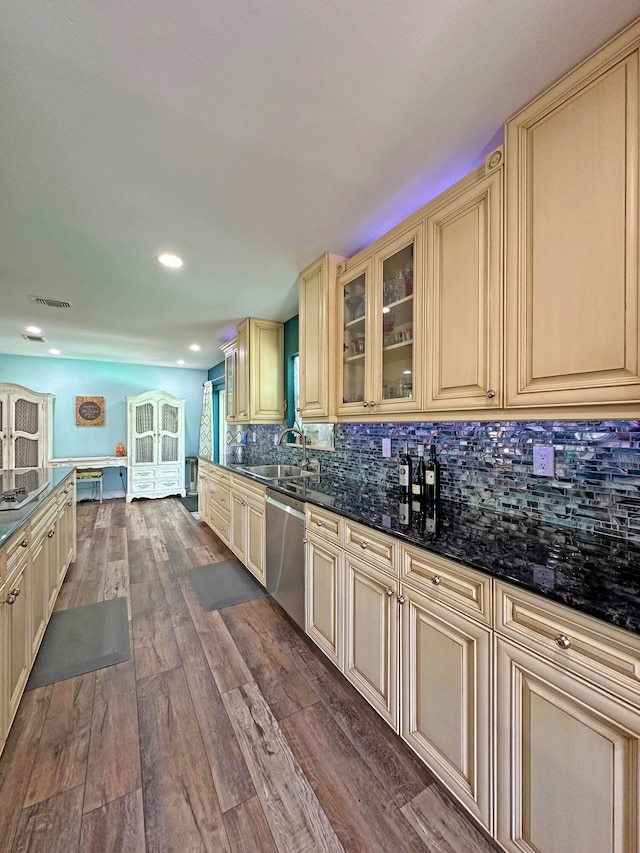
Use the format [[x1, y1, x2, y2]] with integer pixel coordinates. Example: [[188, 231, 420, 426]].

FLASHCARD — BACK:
[[1, 1, 639, 371]]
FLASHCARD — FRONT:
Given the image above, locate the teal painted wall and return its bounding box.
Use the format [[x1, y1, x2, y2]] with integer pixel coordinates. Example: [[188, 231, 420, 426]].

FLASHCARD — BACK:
[[284, 315, 299, 427], [0, 354, 207, 494], [208, 361, 225, 382]]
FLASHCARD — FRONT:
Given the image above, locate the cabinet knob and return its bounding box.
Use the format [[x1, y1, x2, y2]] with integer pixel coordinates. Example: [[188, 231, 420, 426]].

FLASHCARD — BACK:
[[360, 541, 368, 549], [368, 401, 376, 408], [363, 402, 369, 408], [21, 539, 29, 548], [397, 595, 406, 605], [555, 634, 571, 649], [47, 530, 55, 538], [302, 538, 308, 545], [486, 389, 496, 399], [6, 588, 21, 604], [385, 588, 393, 597], [431, 575, 441, 585], [67, 500, 73, 507], [316, 520, 323, 526]]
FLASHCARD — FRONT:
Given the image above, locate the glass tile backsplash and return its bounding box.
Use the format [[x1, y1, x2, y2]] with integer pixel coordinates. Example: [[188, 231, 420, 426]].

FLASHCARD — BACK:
[[229, 420, 640, 542]]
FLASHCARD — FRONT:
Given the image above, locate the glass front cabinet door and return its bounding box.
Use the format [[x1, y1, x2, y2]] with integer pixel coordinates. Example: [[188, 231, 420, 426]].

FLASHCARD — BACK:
[[338, 224, 423, 416]]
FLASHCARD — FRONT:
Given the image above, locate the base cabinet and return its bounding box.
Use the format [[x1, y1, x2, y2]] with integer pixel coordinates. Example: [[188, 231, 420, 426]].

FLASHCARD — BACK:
[[305, 532, 343, 668], [401, 585, 492, 830], [495, 637, 640, 853], [343, 554, 399, 729], [229, 476, 267, 586], [0, 473, 76, 758]]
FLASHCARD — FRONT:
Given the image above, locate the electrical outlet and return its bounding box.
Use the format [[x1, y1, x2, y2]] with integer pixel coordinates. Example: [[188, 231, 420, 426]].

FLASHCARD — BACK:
[[533, 445, 555, 476], [382, 438, 391, 458]]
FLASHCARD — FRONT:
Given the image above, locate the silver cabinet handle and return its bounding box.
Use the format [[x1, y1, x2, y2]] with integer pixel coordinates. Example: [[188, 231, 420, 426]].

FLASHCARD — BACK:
[[385, 588, 393, 597], [6, 588, 21, 604], [360, 541, 368, 549], [431, 575, 441, 585], [368, 401, 376, 407], [555, 634, 571, 649], [363, 402, 369, 408], [397, 595, 406, 604], [47, 530, 55, 538], [21, 539, 29, 548], [316, 520, 323, 526], [302, 538, 308, 545], [486, 389, 496, 399], [67, 500, 73, 506]]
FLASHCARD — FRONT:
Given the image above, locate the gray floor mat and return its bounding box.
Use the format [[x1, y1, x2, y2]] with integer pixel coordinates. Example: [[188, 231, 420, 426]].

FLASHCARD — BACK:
[[187, 560, 268, 611]]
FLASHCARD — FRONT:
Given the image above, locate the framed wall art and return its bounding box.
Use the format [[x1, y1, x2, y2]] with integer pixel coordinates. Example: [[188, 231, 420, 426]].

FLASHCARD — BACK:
[[75, 396, 105, 426]]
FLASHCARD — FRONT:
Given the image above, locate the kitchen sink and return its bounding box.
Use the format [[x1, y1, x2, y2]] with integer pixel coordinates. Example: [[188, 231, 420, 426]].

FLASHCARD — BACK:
[[240, 464, 313, 480]]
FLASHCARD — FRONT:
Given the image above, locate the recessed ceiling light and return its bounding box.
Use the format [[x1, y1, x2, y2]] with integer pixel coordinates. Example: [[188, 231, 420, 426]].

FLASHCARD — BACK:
[[26, 325, 42, 334], [49, 348, 61, 355], [189, 344, 200, 352], [156, 253, 183, 268], [177, 359, 185, 365]]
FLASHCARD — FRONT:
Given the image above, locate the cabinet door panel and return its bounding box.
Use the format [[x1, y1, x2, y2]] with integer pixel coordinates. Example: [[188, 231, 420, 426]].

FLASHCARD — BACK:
[[402, 587, 492, 830], [30, 533, 48, 657], [427, 164, 502, 410], [496, 637, 640, 853], [5, 566, 29, 725], [230, 494, 246, 559], [506, 41, 640, 407], [245, 501, 266, 584], [305, 533, 343, 667], [344, 555, 398, 729], [338, 261, 372, 415]]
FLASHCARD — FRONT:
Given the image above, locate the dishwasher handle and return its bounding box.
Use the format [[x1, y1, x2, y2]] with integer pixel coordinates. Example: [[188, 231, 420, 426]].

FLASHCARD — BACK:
[[265, 493, 305, 522]]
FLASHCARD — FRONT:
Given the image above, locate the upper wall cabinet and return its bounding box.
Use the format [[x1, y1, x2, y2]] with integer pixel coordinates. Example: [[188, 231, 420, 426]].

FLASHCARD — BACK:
[[0, 384, 53, 468], [505, 19, 640, 409], [298, 253, 346, 421], [425, 150, 504, 411], [338, 223, 424, 416], [221, 317, 284, 424]]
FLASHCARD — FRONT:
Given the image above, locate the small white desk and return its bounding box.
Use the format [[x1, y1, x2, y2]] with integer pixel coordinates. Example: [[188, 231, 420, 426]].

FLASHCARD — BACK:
[[49, 456, 128, 503]]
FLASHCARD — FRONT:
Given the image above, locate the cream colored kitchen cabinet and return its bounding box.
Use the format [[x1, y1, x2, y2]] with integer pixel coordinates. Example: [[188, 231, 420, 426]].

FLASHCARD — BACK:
[[305, 530, 343, 669], [298, 253, 346, 421], [495, 637, 640, 853], [197, 469, 211, 526], [505, 19, 640, 410], [229, 474, 267, 585], [2, 548, 29, 737], [425, 150, 503, 411], [199, 461, 231, 547], [0, 383, 53, 469], [401, 584, 492, 830], [338, 224, 424, 416], [343, 552, 399, 729], [221, 318, 284, 424], [57, 477, 76, 582], [495, 579, 640, 853]]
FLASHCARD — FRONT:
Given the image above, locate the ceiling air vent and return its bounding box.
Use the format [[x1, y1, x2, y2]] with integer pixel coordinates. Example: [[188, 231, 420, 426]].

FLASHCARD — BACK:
[[28, 295, 72, 309], [21, 334, 47, 343]]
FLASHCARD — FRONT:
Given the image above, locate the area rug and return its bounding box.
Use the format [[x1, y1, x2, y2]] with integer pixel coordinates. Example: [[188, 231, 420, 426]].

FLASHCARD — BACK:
[[26, 597, 130, 690], [187, 560, 268, 612], [179, 494, 198, 513]]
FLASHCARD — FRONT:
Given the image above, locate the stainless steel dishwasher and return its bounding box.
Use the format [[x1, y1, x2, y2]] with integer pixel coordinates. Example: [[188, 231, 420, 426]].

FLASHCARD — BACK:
[[265, 488, 305, 629]]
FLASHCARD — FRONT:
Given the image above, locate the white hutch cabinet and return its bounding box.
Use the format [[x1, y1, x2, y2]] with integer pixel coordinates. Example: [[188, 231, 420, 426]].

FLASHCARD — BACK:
[[0, 383, 53, 469], [126, 390, 185, 502]]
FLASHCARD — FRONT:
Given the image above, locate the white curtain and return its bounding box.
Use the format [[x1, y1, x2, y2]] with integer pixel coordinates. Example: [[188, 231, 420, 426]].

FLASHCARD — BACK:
[[198, 381, 214, 460]]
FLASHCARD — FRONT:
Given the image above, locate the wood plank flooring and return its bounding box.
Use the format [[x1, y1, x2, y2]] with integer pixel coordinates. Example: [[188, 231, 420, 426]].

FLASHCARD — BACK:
[[0, 497, 502, 852]]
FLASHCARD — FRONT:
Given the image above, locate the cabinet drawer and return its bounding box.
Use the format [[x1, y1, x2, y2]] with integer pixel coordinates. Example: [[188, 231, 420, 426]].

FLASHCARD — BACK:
[[31, 504, 57, 541], [495, 580, 640, 704], [159, 465, 182, 478], [230, 473, 266, 502], [131, 467, 157, 482], [401, 544, 492, 626], [209, 508, 230, 545], [210, 465, 231, 488], [6, 525, 30, 576], [210, 486, 230, 517], [306, 505, 341, 543], [343, 519, 397, 576]]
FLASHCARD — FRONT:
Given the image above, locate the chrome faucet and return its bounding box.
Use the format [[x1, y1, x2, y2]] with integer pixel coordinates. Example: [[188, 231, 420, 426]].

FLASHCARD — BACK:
[[276, 426, 309, 469]]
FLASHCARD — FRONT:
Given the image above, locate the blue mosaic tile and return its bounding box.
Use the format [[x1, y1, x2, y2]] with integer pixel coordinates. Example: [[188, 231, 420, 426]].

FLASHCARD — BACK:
[[234, 419, 640, 542]]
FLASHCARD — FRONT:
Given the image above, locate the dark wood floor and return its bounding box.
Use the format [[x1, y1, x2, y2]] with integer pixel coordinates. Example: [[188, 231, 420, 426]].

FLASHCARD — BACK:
[[0, 497, 501, 852]]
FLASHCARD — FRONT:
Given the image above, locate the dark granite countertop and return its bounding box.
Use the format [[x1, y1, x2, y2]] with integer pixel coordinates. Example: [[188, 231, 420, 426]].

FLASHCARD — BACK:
[[206, 459, 640, 636], [0, 467, 75, 551]]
